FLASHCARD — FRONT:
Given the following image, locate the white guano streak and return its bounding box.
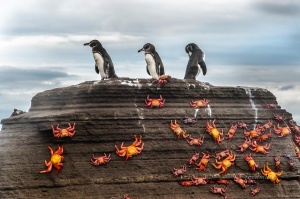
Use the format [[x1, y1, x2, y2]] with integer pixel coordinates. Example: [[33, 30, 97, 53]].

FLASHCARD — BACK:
[[244, 87, 258, 128]]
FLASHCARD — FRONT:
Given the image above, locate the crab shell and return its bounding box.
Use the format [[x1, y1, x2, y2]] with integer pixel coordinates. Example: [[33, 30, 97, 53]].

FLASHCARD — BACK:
[[186, 135, 204, 146], [274, 123, 291, 137], [115, 135, 144, 160], [250, 141, 270, 154], [40, 145, 64, 174], [192, 175, 208, 185], [236, 138, 252, 153], [173, 166, 186, 177], [190, 99, 210, 108], [212, 151, 236, 174], [90, 153, 111, 166], [195, 152, 210, 171], [51, 123, 76, 138], [234, 175, 248, 188], [245, 153, 258, 172], [170, 120, 189, 139], [205, 119, 224, 145], [261, 162, 282, 184], [144, 95, 165, 108], [250, 187, 261, 196]]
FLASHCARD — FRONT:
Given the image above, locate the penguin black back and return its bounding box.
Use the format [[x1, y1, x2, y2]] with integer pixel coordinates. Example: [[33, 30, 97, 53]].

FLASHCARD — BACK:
[[184, 43, 207, 80], [84, 40, 118, 79]]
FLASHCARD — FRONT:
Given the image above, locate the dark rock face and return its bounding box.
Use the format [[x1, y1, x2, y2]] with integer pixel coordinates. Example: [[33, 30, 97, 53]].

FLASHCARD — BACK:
[[1, 78, 300, 198]]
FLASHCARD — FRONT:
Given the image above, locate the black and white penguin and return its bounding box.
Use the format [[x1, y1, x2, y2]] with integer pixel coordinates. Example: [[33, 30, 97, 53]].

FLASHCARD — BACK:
[[184, 43, 207, 80], [138, 43, 165, 79], [84, 40, 118, 80]]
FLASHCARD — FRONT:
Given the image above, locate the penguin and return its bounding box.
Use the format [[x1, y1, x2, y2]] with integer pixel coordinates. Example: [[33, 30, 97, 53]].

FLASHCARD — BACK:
[[138, 43, 165, 79], [184, 43, 207, 80], [84, 40, 118, 80]]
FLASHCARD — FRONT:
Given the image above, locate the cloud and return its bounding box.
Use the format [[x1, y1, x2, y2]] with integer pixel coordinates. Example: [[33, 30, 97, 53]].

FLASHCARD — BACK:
[[253, 0, 300, 16]]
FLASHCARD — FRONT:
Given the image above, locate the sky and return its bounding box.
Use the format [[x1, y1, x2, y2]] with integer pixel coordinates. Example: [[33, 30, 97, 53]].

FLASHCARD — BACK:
[[0, 0, 300, 128]]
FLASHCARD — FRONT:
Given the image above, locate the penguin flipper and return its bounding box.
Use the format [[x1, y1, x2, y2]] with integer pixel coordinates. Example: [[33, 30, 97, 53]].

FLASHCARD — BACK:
[[95, 65, 99, 74], [198, 61, 207, 75], [146, 66, 151, 76]]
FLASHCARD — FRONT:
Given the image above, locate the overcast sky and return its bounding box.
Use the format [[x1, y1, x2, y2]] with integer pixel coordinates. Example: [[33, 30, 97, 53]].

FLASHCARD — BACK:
[[1, 0, 300, 128]]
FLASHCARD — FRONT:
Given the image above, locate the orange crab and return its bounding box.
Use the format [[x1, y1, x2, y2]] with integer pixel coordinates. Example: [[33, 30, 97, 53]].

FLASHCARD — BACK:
[[245, 153, 258, 172], [250, 140, 270, 154], [236, 137, 252, 153], [212, 150, 236, 174], [115, 135, 144, 160], [170, 120, 189, 139], [144, 95, 165, 108], [195, 152, 210, 171], [256, 130, 271, 142], [155, 74, 171, 85], [261, 162, 282, 184], [205, 119, 224, 145], [186, 135, 204, 146], [234, 174, 248, 188], [226, 123, 238, 141], [289, 120, 300, 134], [190, 98, 210, 108], [292, 141, 300, 159], [40, 145, 64, 174], [257, 120, 273, 132], [244, 128, 261, 139], [51, 123, 76, 138], [274, 123, 291, 137], [90, 153, 111, 166]]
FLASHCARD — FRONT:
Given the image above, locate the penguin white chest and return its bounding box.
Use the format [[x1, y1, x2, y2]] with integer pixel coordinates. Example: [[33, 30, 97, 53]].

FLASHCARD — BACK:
[[93, 52, 107, 78], [145, 54, 158, 79]]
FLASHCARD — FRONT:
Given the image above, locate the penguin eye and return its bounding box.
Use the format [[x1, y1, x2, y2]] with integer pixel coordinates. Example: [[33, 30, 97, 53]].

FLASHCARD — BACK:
[[145, 45, 149, 49]]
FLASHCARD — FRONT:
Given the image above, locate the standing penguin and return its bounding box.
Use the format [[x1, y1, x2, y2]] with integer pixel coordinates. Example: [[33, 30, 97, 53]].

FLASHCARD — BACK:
[[184, 43, 207, 80], [138, 43, 165, 79], [84, 40, 118, 80]]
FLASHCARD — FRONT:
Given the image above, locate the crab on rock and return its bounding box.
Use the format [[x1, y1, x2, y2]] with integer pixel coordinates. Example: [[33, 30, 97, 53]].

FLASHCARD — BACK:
[[40, 145, 64, 174], [115, 135, 144, 160], [245, 153, 258, 172], [205, 119, 224, 145], [170, 120, 189, 139], [289, 120, 300, 134], [90, 153, 111, 166], [213, 149, 230, 161], [210, 186, 228, 199], [212, 150, 236, 174], [51, 123, 76, 138], [274, 123, 291, 137], [226, 123, 238, 140], [244, 128, 261, 139], [236, 138, 252, 153], [273, 113, 285, 122], [250, 140, 270, 154], [234, 174, 248, 188], [144, 95, 165, 108], [250, 187, 261, 196], [192, 174, 208, 185], [256, 130, 271, 142], [187, 151, 200, 165], [195, 152, 210, 171], [257, 120, 273, 132], [155, 74, 171, 85], [182, 115, 197, 124], [172, 166, 187, 178], [190, 98, 210, 108], [261, 162, 282, 185], [186, 135, 204, 146]]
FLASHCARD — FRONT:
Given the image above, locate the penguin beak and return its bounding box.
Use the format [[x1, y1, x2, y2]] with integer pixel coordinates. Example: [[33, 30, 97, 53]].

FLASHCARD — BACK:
[[138, 47, 144, 53], [83, 42, 90, 46]]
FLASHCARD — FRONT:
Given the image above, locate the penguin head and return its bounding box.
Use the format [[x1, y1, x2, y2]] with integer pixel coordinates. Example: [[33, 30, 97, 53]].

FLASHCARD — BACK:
[[138, 43, 156, 53], [84, 40, 103, 49], [185, 43, 199, 57]]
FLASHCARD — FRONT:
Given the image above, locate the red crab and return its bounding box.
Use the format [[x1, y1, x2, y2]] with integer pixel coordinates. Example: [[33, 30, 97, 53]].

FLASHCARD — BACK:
[[274, 123, 291, 137], [186, 135, 204, 146], [234, 174, 248, 188], [236, 138, 252, 153], [187, 151, 200, 165], [155, 74, 171, 85], [257, 120, 273, 132], [274, 156, 281, 171], [217, 179, 230, 185], [179, 180, 194, 186], [144, 95, 165, 108], [250, 187, 261, 196], [245, 153, 258, 172], [40, 145, 64, 174], [244, 128, 261, 139], [205, 119, 224, 145], [210, 186, 228, 199], [190, 98, 210, 108], [256, 130, 272, 142], [115, 135, 144, 160], [212, 150, 236, 174], [295, 135, 300, 145], [273, 113, 285, 122], [226, 123, 238, 140], [170, 120, 189, 139], [51, 123, 76, 138], [292, 141, 300, 159], [192, 174, 208, 185], [289, 120, 300, 134], [237, 119, 249, 130], [213, 149, 230, 161], [263, 101, 278, 109], [172, 166, 187, 178], [195, 152, 210, 171], [250, 140, 270, 154], [90, 153, 111, 166]]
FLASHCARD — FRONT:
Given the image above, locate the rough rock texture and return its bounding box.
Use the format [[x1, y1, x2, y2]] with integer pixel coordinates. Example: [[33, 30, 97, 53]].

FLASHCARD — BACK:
[[1, 78, 300, 199]]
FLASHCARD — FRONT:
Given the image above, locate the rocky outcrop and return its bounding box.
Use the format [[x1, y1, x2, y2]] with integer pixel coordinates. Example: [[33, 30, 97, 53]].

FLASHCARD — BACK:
[[1, 78, 299, 199]]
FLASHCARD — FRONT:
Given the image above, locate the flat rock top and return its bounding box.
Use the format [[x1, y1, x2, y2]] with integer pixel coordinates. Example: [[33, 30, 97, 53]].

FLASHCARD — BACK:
[[0, 78, 299, 199]]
